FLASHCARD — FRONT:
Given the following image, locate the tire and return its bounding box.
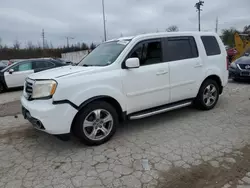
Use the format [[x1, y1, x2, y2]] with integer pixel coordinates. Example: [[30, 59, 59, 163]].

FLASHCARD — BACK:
[[73, 101, 118, 146], [233, 78, 240, 82], [0, 82, 4, 93], [194, 79, 219, 110]]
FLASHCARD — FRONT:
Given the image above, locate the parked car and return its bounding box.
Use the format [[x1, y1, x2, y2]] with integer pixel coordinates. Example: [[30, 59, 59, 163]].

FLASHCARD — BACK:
[[8, 59, 25, 65], [0, 60, 9, 70], [21, 32, 228, 145], [53, 58, 73, 65], [0, 58, 69, 93], [229, 55, 250, 81]]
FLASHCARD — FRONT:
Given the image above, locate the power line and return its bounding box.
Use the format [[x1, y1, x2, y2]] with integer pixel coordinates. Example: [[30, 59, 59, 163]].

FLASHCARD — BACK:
[[102, 0, 107, 41], [195, 0, 204, 32]]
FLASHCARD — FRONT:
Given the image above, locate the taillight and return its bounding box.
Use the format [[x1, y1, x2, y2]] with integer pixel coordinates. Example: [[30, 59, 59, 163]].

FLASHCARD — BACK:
[[226, 56, 229, 70]]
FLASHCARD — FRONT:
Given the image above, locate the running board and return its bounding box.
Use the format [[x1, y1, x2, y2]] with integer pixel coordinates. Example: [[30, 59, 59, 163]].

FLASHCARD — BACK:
[[129, 100, 192, 120]]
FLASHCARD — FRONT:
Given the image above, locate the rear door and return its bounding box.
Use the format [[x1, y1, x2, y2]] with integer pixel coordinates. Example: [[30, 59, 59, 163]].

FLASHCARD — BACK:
[[4, 61, 34, 88], [164, 36, 204, 102]]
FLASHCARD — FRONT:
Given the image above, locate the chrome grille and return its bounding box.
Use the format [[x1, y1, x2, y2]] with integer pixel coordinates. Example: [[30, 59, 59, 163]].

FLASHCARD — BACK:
[[24, 79, 35, 99], [238, 64, 250, 70]]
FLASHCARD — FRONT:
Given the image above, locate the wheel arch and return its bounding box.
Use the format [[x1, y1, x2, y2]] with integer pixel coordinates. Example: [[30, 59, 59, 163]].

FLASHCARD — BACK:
[[202, 75, 223, 94], [70, 95, 125, 133]]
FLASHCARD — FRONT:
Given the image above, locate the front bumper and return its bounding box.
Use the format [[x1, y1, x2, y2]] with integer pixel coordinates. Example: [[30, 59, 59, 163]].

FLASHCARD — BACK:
[[229, 68, 250, 80], [21, 96, 78, 135]]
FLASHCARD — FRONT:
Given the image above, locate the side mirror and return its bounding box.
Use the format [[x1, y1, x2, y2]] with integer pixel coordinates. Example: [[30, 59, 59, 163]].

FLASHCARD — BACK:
[[125, 58, 140, 69], [8, 69, 14, 74]]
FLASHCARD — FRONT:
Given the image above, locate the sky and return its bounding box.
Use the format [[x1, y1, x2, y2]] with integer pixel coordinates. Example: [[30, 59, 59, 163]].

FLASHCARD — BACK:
[[0, 0, 249, 48]]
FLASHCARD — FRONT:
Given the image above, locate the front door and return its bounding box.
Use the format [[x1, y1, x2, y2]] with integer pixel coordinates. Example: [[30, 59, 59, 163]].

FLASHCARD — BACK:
[[4, 61, 34, 88], [122, 39, 170, 114]]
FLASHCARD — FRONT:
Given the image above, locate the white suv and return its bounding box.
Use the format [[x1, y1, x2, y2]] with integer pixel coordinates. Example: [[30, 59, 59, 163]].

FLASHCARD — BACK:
[[21, 32, 228, 145]]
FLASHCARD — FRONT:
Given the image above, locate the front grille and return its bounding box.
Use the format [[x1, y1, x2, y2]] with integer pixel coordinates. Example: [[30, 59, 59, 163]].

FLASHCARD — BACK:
[[24, 79, 34, 99], [238, 64, 250, 70]]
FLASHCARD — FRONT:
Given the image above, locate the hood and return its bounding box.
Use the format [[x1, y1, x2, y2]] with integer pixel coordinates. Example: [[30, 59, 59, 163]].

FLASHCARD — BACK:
[[235, 57, 250, 65], [28, 65, 101, 80]]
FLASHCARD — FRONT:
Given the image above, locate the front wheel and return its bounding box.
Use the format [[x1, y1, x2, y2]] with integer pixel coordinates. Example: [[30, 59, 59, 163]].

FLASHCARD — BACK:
[[194, 79, 219, 110], [73, 101, 118, 145]]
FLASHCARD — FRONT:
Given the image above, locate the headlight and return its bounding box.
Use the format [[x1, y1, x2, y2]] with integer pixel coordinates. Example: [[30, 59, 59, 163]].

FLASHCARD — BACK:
[[230, 62, 237, 69], [32, 80, 57, 99]]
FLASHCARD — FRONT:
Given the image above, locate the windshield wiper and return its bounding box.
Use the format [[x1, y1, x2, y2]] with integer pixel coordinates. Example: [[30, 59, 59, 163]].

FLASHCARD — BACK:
[[82, 64, 94, 67], [82, 64, 102, 67]]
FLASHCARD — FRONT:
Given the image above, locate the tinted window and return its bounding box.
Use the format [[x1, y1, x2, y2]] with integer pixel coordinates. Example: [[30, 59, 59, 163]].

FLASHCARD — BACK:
[[129, 41, 162, 66], [166, 37, 198, 61], [13, 61, 32, 71], [201, 36, 221, 56], [33, 60, 55, 69]]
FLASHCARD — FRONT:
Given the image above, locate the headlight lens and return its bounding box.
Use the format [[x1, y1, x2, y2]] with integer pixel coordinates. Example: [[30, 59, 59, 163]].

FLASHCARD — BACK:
[[230, 62, 237, 69], [32, 80, 57, 99]]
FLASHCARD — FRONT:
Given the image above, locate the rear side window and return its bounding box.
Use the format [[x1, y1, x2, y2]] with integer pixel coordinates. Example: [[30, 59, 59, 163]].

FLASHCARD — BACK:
[[166, 37, 198, 62], [201, 36, 221, 56], [33, 60, 55, 69]]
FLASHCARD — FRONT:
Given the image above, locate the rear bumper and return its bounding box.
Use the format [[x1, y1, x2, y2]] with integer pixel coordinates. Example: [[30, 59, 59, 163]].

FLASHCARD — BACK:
[[21, 96, 78, 135]]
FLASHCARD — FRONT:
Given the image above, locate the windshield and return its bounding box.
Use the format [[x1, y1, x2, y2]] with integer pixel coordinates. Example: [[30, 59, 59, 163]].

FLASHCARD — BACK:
[[78, 40, 130, 66], [0, 61, 8, 66], [0, 61, 19, 72]]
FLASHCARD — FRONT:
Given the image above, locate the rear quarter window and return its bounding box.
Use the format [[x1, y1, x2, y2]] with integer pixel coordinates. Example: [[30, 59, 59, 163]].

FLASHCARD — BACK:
[[201, 36, 221, 56]]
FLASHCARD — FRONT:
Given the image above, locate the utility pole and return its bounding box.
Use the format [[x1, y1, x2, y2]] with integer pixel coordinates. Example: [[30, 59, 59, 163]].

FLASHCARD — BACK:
[[102, 0, 107, 41], [65, 36, 74, 48], [195, 0, 204, 31], [215, 16, 218, 33], [42, 29, 45, 49]]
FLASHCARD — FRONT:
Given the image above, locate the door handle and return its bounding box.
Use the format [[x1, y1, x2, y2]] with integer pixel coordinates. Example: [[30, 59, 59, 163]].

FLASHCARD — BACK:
[[194, 62, 203, 68], [156, 70, 168, 75]]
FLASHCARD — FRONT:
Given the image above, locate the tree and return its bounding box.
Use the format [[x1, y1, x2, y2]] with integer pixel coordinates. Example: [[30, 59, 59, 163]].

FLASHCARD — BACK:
[[81, 42, 89, 50], [90, 42, 96, 50], [221, 27, 238, 47], [26, 41, 34, 49], [13, 40, 21, 49], [49, 41, 54, 49], [166, 25, 179, 32], [243, 25, 250, 34]]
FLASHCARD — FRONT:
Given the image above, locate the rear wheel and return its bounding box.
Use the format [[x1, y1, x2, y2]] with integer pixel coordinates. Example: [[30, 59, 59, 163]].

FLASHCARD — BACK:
[[194, 79, 219, 110], [73, 101, 118, 145]]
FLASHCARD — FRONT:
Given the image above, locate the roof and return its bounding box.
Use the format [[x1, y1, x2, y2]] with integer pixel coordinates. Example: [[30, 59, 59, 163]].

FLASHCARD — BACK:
[[106, 31, 218, 43]]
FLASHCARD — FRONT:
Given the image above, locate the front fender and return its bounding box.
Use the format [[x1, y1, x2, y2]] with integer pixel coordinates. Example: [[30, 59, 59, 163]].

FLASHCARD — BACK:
[[66, 85, 126, 111]]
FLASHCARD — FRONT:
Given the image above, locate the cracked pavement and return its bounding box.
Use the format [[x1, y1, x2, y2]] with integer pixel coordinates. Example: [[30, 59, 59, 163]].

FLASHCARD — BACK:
[[0, 81, 250, 188]]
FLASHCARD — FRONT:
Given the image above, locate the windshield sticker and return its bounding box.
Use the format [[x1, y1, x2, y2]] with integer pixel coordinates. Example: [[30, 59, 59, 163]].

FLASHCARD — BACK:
[[117, 40, 129, 45]]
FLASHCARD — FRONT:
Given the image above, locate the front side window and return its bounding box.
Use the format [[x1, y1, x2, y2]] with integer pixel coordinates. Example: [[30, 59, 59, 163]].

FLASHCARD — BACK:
[[128, 40, 162, 66], [13, 61, 32, 72], [166, 37, 198, 62], [78, 40, 130, 67]]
